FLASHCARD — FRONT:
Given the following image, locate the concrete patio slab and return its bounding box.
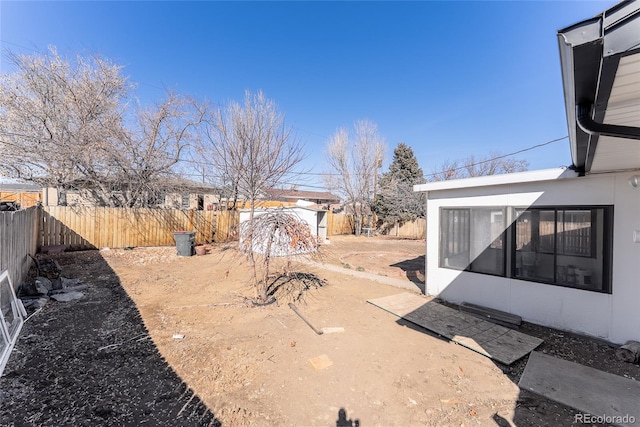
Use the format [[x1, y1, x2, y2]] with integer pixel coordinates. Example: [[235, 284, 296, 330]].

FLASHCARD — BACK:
[[519, 351, 640, 427]]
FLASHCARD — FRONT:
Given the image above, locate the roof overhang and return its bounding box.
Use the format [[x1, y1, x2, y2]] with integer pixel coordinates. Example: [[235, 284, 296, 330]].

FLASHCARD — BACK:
[[557, 0, 640, 174], [413, 167, 577, 193]]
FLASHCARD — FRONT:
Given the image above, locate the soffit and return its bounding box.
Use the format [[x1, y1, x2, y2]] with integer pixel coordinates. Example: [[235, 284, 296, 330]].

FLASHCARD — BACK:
[[589, 52, 640, 172]]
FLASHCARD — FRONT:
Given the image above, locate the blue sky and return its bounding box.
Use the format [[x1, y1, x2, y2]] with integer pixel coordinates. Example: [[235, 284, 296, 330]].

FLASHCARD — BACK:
[[1, 1, 618, 189]]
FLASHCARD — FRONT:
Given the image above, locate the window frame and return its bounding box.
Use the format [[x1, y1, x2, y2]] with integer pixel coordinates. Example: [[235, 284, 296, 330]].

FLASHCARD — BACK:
[[439, 207, 507, 277], [438, 205, 613, 294], [511, 205, 613, 294]]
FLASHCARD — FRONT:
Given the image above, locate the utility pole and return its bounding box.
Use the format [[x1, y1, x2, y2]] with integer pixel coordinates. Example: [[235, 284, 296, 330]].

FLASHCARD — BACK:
[[372, 146, 383, 204]]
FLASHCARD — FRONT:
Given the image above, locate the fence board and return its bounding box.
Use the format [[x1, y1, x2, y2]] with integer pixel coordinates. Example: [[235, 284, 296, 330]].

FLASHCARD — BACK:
[[0, 207, 39, 290], [327, 212, 355, 235]]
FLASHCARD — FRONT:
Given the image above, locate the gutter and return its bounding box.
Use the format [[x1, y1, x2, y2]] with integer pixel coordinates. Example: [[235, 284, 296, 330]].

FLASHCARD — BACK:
[[576, 103, 640, 140]]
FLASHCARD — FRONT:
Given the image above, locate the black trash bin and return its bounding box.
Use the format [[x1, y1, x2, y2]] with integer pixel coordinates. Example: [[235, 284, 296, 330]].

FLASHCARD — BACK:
[[173, 231, 196, 256]]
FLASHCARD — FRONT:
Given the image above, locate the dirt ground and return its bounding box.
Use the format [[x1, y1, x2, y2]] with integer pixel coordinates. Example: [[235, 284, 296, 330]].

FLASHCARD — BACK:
[[1, 235, 639, 426]]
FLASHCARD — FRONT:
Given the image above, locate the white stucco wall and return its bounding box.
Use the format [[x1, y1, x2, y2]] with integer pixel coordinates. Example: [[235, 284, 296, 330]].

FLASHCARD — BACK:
[[423, 170, 640, 344]]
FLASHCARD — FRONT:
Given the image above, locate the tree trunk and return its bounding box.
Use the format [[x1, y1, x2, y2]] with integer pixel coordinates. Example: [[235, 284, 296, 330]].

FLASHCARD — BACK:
[[354, 213, 362, 236], [616, 340, 640, 363]]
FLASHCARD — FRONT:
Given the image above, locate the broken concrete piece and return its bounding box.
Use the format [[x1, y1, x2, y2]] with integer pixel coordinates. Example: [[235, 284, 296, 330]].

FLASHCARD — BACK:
[[49, 285, 88, 295], [34, 279, 50, 295], [51, 278, 63, 290], [35, 276, 52, 290], [308, 354, 333, 370], [21, 297, 49, 309], [50, 291, 84, 302], [61, 277, 82, 288]]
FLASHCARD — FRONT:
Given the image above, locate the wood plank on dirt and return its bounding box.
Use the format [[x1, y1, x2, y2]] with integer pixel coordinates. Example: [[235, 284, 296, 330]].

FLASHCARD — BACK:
[[308, 354, 333, 371], [519, 351, 640, 427], [367, 292, 543, 365], [459, 301, 522, 328]]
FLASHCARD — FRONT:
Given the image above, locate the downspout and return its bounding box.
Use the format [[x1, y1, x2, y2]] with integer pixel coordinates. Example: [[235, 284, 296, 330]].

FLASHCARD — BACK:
[[576, 103, 640, 140], [423, 191, 428, 296]]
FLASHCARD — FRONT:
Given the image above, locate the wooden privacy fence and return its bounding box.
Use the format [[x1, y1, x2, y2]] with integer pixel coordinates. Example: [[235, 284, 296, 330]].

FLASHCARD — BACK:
[[326, 212, 426, 239], [41, 207, 239, 250], [327, 212, 355, 235], [39, 207, 425, 251], [383, 219, 427, 239], [0, 207, 39, 289]]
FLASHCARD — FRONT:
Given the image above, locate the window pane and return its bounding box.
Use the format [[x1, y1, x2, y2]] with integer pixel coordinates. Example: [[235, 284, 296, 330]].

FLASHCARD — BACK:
[[556, 208, 603, 290], [469, 208, 504, 275], [515, 207, 609, 292], [440, 209, 469, 269], [538, 210, 555, 253], [515, 209, 554, 281], [440, 208, 505, 275], [560, 210, 592, 257]]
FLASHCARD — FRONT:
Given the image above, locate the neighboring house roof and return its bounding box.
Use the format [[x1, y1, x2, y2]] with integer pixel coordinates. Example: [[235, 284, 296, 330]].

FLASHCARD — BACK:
[[557, 0, 640, 174], [0, 182, 42, 192], [265, 188, 340, 203], [413, 167, 577, 193], [57, 177, 220, 194]]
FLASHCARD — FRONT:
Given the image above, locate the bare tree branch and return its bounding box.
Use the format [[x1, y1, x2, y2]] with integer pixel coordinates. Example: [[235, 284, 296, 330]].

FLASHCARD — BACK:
[[430, 152, 529, 181], [0, 47, 210, 207], [324, 119, 385, 235]]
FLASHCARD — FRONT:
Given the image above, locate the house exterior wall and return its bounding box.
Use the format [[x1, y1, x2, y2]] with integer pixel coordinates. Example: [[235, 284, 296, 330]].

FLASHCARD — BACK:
[[425, 170, 640, 344]]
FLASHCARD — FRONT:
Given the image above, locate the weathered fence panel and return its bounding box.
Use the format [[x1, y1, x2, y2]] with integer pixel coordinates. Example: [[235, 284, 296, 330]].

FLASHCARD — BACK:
[[214, 210, 239, 243], [382, 219, 427, 239], [327, 212, 426, 239], [41, 207, 232, 249], [0, 207, 40, 289], [327, 212, 355, 236]]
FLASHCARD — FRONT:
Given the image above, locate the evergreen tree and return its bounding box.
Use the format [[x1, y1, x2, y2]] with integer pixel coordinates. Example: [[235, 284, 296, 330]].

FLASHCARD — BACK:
[[373, 143, 425, 227]]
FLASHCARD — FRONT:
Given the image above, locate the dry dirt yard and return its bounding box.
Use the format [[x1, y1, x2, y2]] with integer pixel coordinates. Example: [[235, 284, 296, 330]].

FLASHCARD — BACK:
[[2, 235, 638, 426]]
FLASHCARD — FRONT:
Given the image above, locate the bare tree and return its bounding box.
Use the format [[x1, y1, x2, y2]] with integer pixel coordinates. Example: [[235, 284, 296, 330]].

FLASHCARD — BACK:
[[105, 92, 208, 207], [0, 48, 128, 199], [201, 90, 304, 302], [430, 152, 529, 181], [430, 159, 464, 181], [202, 90, 303, 212], [324, 119, 385, 235], [239, 209, 320, 303], [0, 47, 208, 207]]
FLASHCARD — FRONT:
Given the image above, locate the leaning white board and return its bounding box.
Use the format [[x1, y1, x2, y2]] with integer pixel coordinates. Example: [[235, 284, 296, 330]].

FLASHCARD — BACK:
[[0, 270, 26, 377]]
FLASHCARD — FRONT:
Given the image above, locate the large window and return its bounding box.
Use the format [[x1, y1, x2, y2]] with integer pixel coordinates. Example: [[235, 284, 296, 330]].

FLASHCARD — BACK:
[[440, 206, 613, 293], [440, 208, 506, 276], [514, 207, 612, 293]]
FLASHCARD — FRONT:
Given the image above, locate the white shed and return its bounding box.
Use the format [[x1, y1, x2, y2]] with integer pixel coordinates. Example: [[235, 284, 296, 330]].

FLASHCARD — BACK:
[[239, 207, 328, 256]]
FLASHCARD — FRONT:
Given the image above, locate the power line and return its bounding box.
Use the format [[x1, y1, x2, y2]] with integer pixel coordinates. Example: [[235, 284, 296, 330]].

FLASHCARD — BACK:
[[422, 136, 568, 180]]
